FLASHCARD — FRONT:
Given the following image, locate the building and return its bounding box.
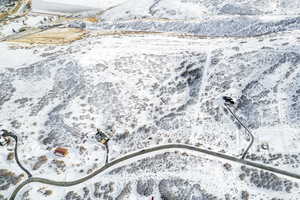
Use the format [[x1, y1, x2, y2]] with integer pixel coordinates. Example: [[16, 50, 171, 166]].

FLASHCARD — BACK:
[[0, 136, 9, 146], [31, 0, 126, 15], [54, 147, 69, 157], [95, 129, 110, 145]]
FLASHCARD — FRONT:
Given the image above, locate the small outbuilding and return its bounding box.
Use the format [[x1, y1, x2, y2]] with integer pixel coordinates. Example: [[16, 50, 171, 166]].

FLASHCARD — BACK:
[[54, 147, 69, 157], [0, 136, 9, 146], [0, 131, 10, 146], [95, 129, 110, 145], [223, 96, 235, 105]]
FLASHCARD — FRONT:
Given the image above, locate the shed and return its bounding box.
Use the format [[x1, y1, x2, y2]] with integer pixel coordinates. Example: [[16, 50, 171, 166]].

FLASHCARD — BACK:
[[54, 147, 69, 157], [95, 129, 110, 145], [0, 131, 10, 146], [0, 136, 9, 146]]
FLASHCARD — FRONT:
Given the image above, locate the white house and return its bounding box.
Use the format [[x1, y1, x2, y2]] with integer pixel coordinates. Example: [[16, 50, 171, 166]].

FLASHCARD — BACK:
[[31, 0, 125, 14]]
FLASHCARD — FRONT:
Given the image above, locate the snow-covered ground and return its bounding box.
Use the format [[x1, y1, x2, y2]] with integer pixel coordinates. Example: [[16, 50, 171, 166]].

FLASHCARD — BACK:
[[31, 0, 127, 14], [1, 0, 300, 200], [99, 0, 300, 21]]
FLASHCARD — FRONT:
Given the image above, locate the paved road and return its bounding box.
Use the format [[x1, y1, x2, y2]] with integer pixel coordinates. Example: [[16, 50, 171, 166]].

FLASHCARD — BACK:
[[105, 143, 109, 164], [2, 131, 32, 177], [224, 103, 254, 159], [9, 143, 300, 200]]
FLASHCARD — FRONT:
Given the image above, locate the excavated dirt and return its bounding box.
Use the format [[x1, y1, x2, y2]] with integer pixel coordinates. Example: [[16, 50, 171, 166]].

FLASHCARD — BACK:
[[7, 27, 87, 44]]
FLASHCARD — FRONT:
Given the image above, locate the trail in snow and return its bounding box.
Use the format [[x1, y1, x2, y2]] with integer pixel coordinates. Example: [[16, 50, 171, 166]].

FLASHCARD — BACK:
[[198, 44, 213, 104], [149, 0, 162, 16]]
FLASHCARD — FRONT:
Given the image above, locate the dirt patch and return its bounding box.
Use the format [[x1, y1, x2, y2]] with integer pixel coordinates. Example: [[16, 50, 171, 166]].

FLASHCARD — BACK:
[[85, 17, 98, 23], [53, 16, 99, 24], [7, 27, 87, 44]]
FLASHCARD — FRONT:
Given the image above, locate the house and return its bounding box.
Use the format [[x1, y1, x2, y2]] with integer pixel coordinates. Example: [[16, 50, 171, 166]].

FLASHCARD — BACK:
[[31, 0, 126, 14], [54, 147, 69, 157], [95, 129, 110, 145]]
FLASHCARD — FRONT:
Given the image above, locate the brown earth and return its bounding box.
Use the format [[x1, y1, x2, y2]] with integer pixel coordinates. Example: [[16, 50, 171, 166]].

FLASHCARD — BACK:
[[7, 27, 87, 44]]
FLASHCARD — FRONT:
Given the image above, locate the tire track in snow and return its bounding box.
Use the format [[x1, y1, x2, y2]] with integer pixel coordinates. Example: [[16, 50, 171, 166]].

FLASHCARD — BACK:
[[198, 44, 213, 104], [149, 0, 162, 16]]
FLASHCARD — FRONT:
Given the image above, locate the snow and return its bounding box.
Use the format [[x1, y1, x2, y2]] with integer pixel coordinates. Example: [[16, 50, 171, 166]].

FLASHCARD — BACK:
[[1, 30, 300, 199], [31, 0, 127, 14], [1, 0, 300, 199]]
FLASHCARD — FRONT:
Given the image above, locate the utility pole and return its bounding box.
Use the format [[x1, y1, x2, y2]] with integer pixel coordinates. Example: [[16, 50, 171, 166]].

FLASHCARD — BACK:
[[222, 96, 254, 160]]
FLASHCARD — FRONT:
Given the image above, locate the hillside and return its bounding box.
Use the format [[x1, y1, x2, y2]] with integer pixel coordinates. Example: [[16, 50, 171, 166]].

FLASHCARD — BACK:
[[1, 0, 300, 200]]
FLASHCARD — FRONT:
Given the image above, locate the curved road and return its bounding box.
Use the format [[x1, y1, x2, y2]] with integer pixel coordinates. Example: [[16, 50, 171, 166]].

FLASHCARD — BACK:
[[224, 104, 254, 159], [2, 131, 32, 177], [9, 143, 300, 200]]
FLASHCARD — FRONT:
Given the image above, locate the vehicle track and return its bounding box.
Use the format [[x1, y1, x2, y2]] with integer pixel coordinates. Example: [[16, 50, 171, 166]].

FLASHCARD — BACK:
[[9, 143, 300, 200]]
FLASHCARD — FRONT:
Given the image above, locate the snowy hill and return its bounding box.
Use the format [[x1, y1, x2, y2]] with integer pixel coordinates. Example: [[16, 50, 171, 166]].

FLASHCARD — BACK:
[[31, 0, 126, 14], [100, 0, 300, 21], [1, 0, 300, 200]]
